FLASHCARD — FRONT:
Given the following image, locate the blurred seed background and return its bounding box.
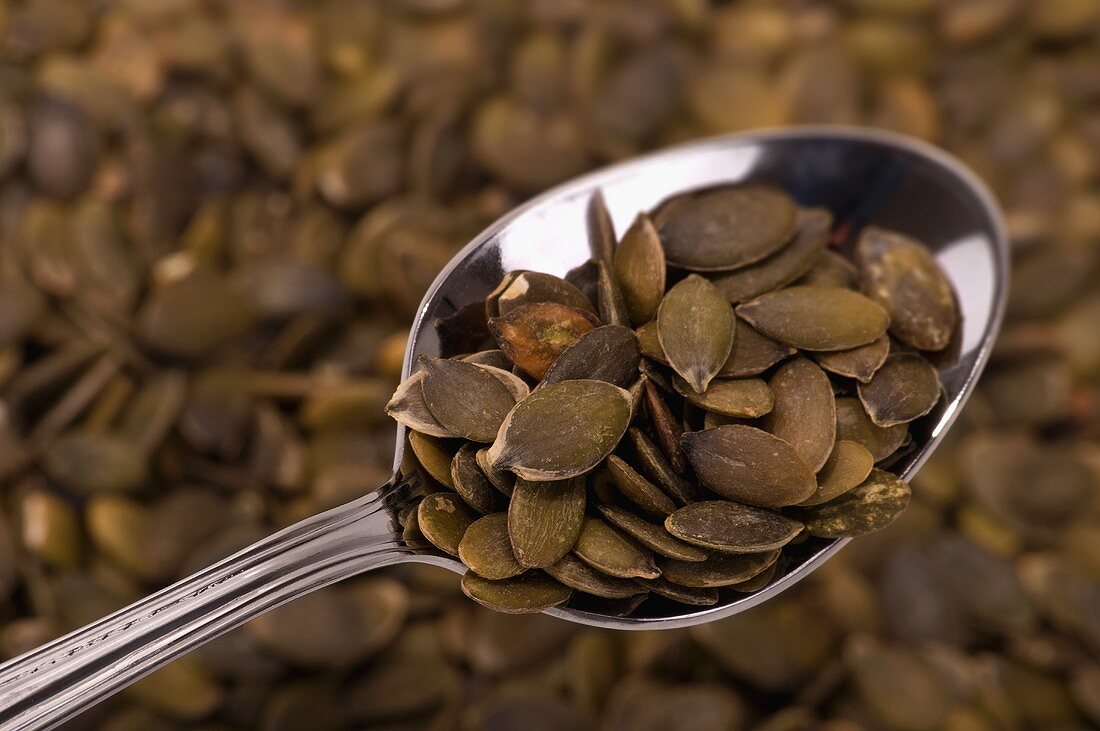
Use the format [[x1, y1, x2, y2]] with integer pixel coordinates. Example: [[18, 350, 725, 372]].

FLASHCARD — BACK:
[[1, 0, 1099, 729]]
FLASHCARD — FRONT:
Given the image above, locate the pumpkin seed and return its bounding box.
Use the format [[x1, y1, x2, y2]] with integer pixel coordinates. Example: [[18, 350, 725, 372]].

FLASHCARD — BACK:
[[545, 554, 646, 599], [657, 275, 734, 393], [450, 444, 496, 515], [507, 477, 585, 568], [596, 504, 708, 562], [814, 335, 890, 383], [797, 249, 859, 288], [458, 513, 525, 580], [666, 501, 804, 553], [857, 226, 958, 352], [540, 325, 640, 389], [596, 260, 631, 327], [637, 577, 719, 606], [674, 375, 774, 418], [857, 352, 942, 427], [628, 427, 696, 505], [460, 571, 572, 614], [476, 448, 515, 496], [762, 357, 836, 472], [574, 517, 660, 580], [385, 373, 458, 439], [417, 493, 477, 556], [408, 430, 456, 488], [731, 561, 778, 593], [496, 271, 595, 316], [711, 208, 832, 303], [657, 185, 797, 271], [419, 356, 516, 442], [586, 189, 616, 264], [642, 380, 686, 472], [835, 397, 909, 461], [605, 455, 677, 517], [634, 319, 666, 364], [737, 286, 890, 351], [613, 212, 666, 325], [682, 425, 817, 507], [800, 440, 876, 506], [800, 468, 911, 537], [660, 550, 780, 588], [719, 318, 796, 377], [474, 363, 532, 402], [489, 302, 600, 379], [487, 380, 632, 481]]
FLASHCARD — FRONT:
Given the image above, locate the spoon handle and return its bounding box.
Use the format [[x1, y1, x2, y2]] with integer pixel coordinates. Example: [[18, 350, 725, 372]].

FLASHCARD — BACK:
[[0, 478, 412, 730]]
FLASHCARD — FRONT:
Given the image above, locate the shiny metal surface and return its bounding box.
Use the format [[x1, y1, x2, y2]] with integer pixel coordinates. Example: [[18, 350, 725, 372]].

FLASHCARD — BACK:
[[0, 127, 1008, 729]]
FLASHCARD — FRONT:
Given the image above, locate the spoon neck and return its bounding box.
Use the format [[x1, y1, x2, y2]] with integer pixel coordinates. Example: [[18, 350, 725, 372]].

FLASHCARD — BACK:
[[0, 477, 413, 731]]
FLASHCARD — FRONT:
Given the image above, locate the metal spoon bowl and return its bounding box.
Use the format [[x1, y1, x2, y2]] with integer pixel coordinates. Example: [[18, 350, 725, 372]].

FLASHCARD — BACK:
[[0, 127, 1009, 729]]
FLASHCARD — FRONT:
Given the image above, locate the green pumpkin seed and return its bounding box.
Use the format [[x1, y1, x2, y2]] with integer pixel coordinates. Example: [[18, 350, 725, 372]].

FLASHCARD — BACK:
[[642, 380, 686, 472], [458, 513, 525, 580], [540, 325, 640, 388], [801, 440, 876, 506], [719, 318, 796, 377], [489, 302, 600, 379], [476, 448, 515, 496], [487, 380, 632, 481], [587, 189, 616, 263], [460, 571, 572, 614], [635, 319, 665, 364], [637, 576, 719, 606], [762, 358, 836, 472], [507, 477, 586, 568], [682, 425, 817, 507], [606, 455, 677, 517], [628, 427, 696, 504], [659, 550, 780, 588], [814, 335, 890, 383], [574, 517, 660, 579], [450, 444, 496, 514], [417, 492, 476, 556], [857, 226, 958, 352], [711, 208, 832, 303], [657, 275, 734, 393], [737, 286, 890, 351], [545, 554, 646, 599], [657, 185, 797, 271], [408, 431, 456, 488], [596, 260, 631, 327], [496, 271, 595, 316], [597, 504, 708, 562], [800, 468, 911, 537], [613, 212, 666, 325], [419, 356, 516, 442], [835, 397, 909, 461], [666, 501, 804, 553], [674, 375, 774, 418], [797, 249, 858, 288], [857, 353, 942, 427]]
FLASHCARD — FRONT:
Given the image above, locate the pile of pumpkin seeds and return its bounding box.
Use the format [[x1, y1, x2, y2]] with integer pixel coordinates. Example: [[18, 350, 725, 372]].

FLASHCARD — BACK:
[[389, 183, 955, 614], [2, 0, 1100, 728]]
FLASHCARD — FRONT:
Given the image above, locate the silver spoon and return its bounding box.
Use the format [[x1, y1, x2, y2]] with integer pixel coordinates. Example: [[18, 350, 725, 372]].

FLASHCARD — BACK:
[[0, 127, 1008, 729]]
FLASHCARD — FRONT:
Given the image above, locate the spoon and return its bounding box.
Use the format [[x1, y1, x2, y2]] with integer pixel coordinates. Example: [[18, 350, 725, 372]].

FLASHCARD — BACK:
[[0, 127, 1008, 729]]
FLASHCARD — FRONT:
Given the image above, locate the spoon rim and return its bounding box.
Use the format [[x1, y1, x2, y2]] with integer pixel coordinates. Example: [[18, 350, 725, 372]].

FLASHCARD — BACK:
[[396, 125, 1010, 629]]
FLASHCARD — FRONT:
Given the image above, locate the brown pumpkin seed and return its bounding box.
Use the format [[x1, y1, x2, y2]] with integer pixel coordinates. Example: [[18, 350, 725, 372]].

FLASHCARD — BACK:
[[450, 444, 497, 515], [659, 550, 780, 588], [666, 501, 804, 553], [540, 325, 640, 389], [731, 561, 778, 592], [417, 492, 477, 556], [474, 363, 531, 402], [496, 271, 595, 316], [596, 260, 630, 327], [657, 185, 797, 271], [682, 425, 817, 508], [814, 335, 890, 383], [574, 517, 660, 579], [597, 504, 708, 562], [628, 427, 696, 504], [642, 380, 685, 472], [658, 275, 734, 393], [800, 468, 911, 537], [835, 397, 909, 462], [487, 380, 632, 481], [857, 226, 958, 352], [762, 358, 836, 472], [857, 353, 942, 427], [460, 571, 572, 614], [635, 319, 666, 363], [674, 375, 774, 418], [408, 431, 456, 488], [507, 477, 586, 568], [737, 286, 890, 351], [719, 318, 796, 377], [637, 577, 719, 606], [458, 513, 525, 580], [605, 455, 677, 517], [613, 212, 666, 325], [710, 208, 832, 303], [489, 302, 600, 379], [419, 356, 516, 442], [800, 440, 876, 506], [476, 448, 515, 496], [545, 554, 645, 599]]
